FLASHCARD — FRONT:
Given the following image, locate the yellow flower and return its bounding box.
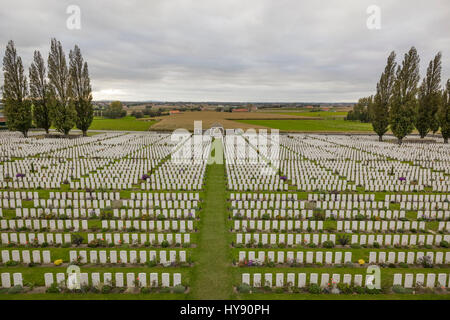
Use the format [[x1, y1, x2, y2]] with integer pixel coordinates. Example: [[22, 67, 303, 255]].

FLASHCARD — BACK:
[[54, 259, 63, 266], [358, 259, 365, 265]]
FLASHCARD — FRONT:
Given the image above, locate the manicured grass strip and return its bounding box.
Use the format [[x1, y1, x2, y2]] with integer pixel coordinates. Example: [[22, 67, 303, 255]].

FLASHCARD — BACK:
[[234, 119, 372, 132], [89, 117, 156, 131], [188, 148, 231, 299]]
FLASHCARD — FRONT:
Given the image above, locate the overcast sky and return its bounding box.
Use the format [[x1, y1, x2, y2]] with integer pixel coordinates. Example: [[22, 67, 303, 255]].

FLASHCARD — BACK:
[[1, 0, 449, 102]]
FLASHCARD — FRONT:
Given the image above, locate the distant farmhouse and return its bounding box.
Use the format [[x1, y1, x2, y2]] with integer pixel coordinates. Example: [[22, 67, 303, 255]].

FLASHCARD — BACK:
[[231, 104, 257, 112]]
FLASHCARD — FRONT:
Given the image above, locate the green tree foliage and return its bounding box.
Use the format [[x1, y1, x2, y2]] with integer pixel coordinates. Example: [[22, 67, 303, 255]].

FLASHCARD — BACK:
[[142, 105, 164, 117], [104, 101, 126, 118], [29, 50, 51, 134], [416, 52, 442, 138], [346, 96, 371, 122], [1, 40, 32, 137], [439, 80, 450, 143], [371, 51, 396, 141], [69, 45, 93, 136], [131, 110, 144, 118], [389, 47, 420, 144], [48, 38, 76, 136]]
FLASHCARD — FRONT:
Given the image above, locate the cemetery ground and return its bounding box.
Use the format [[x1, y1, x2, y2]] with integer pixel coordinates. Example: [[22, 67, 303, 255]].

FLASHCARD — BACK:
[[0, 132, 449, 300]]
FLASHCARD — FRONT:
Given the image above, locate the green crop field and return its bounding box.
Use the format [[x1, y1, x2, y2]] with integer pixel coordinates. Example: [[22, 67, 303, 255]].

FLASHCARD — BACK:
[[89, 116, 156, 131], [269, 111, 348, 118], [234, 119, 372, 132]]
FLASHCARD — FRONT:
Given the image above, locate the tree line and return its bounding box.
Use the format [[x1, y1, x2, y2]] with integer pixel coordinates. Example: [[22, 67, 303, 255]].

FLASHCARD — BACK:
[[357, 47, 449, 144], [1, 39, 93, 137]]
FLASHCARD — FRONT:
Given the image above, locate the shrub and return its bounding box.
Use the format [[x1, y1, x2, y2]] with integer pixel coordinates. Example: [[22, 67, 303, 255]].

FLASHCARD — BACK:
[[440, 240, 449, 248], [46, 283, 60, 294], [337, 235, 350, 246], [160, 240, 169, 248], [8, 285, 23, 294], [71, 234, 84, 246], [322, 240, 335, 248], [354, 286, 365, 294], [337, 283, 352, 294], [5, 260, 19, 267], [373, 242, 380, 248], [261, 213, 271, 220], [392, 285, 411, 294], [101, 285, 112, 294], [146, 260, 157, 267], [308, 283, 321, 294], [418, 255, 433, 268], [140, 287, 150, 294], [237, 283, 251, 293], [350, 243, 361, 249], [173, 285, 186, 293]]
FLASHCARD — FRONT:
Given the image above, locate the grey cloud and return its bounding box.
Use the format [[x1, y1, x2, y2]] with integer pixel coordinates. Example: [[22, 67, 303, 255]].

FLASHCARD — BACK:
[[0, 0, 449, 102]]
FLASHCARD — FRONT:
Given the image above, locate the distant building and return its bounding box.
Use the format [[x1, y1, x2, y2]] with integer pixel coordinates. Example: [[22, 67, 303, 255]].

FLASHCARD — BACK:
[[169, 110, 181, 114], [231, 108, 249, 112]]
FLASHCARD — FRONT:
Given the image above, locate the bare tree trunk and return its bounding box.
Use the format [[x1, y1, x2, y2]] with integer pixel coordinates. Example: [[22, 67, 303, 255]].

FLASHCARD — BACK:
[[378, 135, 383, 142], [83, 130, 87, 137], [445, 137, 449, 144], [397, 138, 402, 145]]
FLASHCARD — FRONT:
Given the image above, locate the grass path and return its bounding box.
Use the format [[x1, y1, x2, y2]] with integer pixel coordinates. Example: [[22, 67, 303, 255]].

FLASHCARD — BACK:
[[188, 147, 231, 299]]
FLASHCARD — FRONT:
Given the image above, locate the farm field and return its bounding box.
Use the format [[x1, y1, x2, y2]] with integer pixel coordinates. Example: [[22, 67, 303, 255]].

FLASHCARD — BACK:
[[89, 116, 156, 131], [0, 130, 449, 300], [150, 111, 309, 131], [235, 119, 373, 132], [263, 111, 348, 119]]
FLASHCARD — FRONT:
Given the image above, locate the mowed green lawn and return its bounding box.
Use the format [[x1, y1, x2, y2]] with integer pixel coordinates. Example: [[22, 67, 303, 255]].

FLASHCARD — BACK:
[[89, 116, 156, 131], [235, 119, 372, 132]]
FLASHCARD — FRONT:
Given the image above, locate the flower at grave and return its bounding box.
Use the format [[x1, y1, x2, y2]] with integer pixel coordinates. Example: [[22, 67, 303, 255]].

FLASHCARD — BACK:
[[358, 259, 365, 265], [54, 259, 63, 266], [399, 177, 406, 182], [280, 175, 287, 181]]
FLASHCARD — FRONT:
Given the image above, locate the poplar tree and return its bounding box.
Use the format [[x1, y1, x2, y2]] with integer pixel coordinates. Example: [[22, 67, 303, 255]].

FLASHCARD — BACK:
[[29, 50, 51, 134], [416, 52, 442, 138], [1, 40, 32, 137], [48, 38, 76, 136], [69, 45, 93, 136], [439, 79, 450, 143], [371, 51, 396, 141], [389, 47, 420, 144]]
